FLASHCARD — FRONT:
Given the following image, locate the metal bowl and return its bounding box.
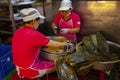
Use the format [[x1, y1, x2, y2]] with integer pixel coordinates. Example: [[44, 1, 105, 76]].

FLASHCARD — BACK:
[[40, 36, 76, 61], [94, 60, 120, 71], [40, 51, 63, 61], [76, 41, 120, 71]]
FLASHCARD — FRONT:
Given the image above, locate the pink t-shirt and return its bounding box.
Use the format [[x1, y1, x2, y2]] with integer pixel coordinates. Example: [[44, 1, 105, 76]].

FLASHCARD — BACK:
[[12, 26, 50, 68], [53, 11, 81, 41]]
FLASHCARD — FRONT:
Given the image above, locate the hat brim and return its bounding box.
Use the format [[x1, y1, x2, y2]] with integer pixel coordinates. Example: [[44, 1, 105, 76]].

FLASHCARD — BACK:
[[39, 15, 46, 19], [59, 7, 70, 11]]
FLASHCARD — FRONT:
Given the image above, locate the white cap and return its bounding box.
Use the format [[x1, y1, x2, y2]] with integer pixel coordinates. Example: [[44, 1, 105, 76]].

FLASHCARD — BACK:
[[59, 0, 72, 11], [20, 8, 45, 22]]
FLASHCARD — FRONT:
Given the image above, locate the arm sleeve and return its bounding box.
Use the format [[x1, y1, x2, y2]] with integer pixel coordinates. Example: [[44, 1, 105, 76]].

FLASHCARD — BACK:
[[32, 31, 50, 46], [72, 12, 81, 28]]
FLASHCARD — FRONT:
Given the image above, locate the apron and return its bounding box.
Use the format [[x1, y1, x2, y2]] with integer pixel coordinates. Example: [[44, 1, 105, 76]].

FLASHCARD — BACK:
[[15, 51, 54, 79], [15, 48, 40, 79], [16, 57, 46, 79], [58, 18, 77, 41], [16, 65, 45, 79]]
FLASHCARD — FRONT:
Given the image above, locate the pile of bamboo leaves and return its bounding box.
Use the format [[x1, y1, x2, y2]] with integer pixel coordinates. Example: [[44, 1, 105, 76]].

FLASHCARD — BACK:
[[55, 32, 118, 80]]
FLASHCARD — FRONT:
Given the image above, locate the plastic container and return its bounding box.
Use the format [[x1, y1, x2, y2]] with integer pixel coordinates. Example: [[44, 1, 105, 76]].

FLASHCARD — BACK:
[[0, 45, 11, 57], [0, 45, 15, 80]]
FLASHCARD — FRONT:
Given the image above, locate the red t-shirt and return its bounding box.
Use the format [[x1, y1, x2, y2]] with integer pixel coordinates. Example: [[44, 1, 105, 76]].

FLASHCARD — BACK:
[[12, 26, 50, 68], [53, 11, 80, 29], [53, 11, 81, 41]]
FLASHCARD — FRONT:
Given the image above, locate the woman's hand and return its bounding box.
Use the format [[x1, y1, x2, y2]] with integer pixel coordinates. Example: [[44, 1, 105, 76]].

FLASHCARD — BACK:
[[53, 26, 58, 34], [61, 28, 80, 34], [60, 28, 69, 34], [64, 42, 73, 50]]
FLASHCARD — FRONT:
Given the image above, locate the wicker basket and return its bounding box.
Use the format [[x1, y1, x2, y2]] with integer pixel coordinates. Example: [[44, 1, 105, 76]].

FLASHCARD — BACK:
[[76, 41, 120, 71]]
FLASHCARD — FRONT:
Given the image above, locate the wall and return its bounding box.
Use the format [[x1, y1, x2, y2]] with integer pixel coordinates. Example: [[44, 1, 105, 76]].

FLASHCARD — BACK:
[[73, 1, 120, 44]]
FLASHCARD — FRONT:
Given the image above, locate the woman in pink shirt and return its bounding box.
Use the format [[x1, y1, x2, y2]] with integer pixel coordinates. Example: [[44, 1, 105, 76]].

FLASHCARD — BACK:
[[12, 8, 68, 79], [52, 0, 81, 42]]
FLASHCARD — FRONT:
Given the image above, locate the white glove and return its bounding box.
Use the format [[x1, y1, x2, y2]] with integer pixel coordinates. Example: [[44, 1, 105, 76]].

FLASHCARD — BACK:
[[60, 28, 69, 34]]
